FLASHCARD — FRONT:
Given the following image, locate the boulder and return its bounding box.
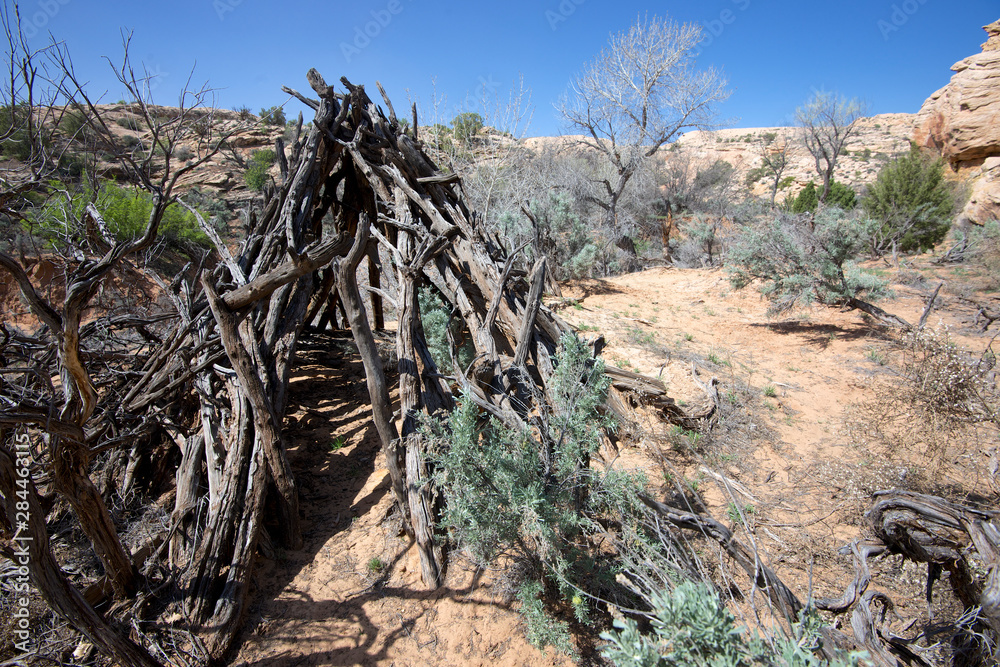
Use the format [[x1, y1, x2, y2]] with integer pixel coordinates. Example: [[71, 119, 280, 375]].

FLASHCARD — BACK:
[[960, 156, 1000, 226]]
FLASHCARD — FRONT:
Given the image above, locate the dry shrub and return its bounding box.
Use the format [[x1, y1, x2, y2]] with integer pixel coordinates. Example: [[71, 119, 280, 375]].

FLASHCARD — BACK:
[[813, 458, 910, 525], [845, 325, 998, 488], [969, 220, 1000, 290]]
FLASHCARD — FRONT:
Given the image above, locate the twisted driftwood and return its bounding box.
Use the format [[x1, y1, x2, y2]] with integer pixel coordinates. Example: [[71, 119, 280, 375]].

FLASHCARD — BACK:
[[2, 69, 708, 663]]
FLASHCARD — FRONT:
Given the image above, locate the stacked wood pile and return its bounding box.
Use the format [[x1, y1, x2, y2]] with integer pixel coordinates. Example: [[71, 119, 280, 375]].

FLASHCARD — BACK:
[[1, 70, 997, 666], [0, 70, 697, 663]]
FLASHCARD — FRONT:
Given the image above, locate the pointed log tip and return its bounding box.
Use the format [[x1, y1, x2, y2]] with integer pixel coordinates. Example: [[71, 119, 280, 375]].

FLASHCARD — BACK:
[[306, 69, 331, 98]]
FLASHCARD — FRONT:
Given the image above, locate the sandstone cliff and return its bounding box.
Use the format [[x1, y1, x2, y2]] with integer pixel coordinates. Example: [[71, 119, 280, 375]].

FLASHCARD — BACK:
[[525, 114, 916, 206], [669, 114, 915, 202], [915, 19, 1000, 224]]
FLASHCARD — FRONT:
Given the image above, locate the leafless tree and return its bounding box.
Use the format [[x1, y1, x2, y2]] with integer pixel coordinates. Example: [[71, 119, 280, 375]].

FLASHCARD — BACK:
[[795, 91, 866, 203], [447, 76, 535, 233], [558, 14, 729, 255], [0, 7, 247, 665]]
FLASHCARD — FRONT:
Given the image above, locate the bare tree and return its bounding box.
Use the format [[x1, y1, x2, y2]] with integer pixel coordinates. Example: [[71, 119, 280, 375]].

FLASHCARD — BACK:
[[0, 7, 248, 664], [445, 76, 535, 233], [558, 14, 729, 255], [795, 91, 866, 203]]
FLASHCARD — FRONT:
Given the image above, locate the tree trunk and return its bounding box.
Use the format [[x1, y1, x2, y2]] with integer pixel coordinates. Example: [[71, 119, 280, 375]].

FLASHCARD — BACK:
[[50, 436, 138, 598], [335, 214, 409, 524]]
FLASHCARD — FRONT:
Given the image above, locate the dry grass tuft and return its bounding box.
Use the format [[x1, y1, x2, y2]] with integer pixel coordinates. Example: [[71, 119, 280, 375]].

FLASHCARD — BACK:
[[843, 324, 998, 497]]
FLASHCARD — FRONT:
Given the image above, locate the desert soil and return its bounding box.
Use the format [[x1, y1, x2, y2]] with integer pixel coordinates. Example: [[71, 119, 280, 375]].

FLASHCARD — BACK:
[[233, 262, 996, 666]]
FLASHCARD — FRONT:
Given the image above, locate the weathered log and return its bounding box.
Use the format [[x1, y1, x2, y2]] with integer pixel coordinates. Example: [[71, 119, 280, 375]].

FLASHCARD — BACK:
[[0, 445, 162, 667], [335, 214, 410, 526], [205, 274, 302, 550], [640, 494, 803, 621], [50, 434, 140, 598], [638, 493, 863, 662], [394, 198, 452, 588], [869, 490, 999, 629], [847, 297, 913, 330]]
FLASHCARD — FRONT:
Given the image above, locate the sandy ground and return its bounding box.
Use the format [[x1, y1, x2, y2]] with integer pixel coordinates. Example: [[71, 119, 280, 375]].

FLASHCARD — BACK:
[[234, 331, 573, 667], [208, 264, 996, 665]]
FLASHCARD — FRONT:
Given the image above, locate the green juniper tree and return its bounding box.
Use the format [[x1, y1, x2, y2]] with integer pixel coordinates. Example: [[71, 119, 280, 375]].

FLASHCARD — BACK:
[[862, 144, 954, 254], [244, 148, 277, 191], [450, 111, 484, 145], [789, 181, 854, 214], [789, 182, 818, 213]]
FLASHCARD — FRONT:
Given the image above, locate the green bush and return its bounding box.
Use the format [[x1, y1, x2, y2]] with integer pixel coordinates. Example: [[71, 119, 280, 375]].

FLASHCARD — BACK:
[[244, 148, 277, 191], [259, 105, 286, 127], [602, 582, 754, 666], [115, 115, 143, 131], [451, 112, 484, 145], [173, 145, 195, 162], [789, 182, 818, 213], [602, 582, 867, 667], [59, 109, 89, 139], [862, 144, 954, 253], [432, 333, 654, 653], [825, 182, 857, 210], [681, 215, 723, 266], [30, 182, 210, 251], [97, 183, 210, 247], [183, 186, 231, 233], [790, 182, 855, 213], [418, 287, 474, 371], [726, 209, 890, 314], [744, 166, 768, 188], [517, 580, 574, 655], [57, 153, 86, 180], [508, 192, 595, 279], [426, 123, 455, 153]]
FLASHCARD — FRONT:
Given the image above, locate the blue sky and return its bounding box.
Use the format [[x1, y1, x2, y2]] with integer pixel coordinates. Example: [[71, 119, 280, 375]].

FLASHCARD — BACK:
[[11, 0, 998, 137]]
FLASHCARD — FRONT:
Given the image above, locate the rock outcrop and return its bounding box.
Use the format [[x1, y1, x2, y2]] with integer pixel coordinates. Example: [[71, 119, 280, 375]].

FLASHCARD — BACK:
[[667, 114, 915, 202], [525, 114, 916, 206], [962, 156, 1000, 226], [914, 20, 1000, 224]]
